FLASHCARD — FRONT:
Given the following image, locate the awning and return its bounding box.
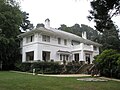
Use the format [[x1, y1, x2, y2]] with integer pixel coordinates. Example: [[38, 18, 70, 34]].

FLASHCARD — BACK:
[[57, 50, 71, 55]]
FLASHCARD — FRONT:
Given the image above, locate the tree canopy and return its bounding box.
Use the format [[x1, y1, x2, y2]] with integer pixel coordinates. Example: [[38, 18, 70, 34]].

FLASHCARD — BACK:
[[0, 0, 31, 70], [20, 12, 34, 31], [58, 24, 99, 42], [88, 0, 120, 51]]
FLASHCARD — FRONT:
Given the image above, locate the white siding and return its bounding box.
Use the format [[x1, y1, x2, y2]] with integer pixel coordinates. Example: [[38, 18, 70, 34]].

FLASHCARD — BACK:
[[21, 32, 100, 63]]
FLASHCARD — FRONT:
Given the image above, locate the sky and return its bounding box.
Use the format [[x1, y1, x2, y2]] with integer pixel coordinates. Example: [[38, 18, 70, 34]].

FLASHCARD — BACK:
[[20, 0, 120, 29]]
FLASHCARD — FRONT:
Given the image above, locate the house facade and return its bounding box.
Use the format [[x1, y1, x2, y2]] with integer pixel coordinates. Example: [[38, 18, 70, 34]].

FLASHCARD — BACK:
[[18, 19, 101, 64]]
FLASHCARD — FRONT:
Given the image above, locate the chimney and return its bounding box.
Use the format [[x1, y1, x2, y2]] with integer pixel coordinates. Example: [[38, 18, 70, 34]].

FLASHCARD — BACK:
[[82, 32, 87, 39], [45, 18, 50, 28], [36, 23, 44, 28]]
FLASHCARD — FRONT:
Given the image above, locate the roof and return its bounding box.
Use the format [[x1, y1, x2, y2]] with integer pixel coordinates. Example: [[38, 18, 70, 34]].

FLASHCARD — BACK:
[[18, 27, 102, 46]]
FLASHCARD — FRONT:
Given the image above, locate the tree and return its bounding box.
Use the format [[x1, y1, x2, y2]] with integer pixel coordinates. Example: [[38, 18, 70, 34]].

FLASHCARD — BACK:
[[88, 0, 120, 51], [58, 24, 99, 42], [80, 24, 99, 42], [0, 0, 32, 70], [20, 12, 34, 31], [88, 0, 120, 28], [102, 0, 120, 17]]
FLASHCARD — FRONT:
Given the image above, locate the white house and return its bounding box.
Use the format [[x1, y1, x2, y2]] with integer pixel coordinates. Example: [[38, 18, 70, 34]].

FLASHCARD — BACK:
[[18, 19, 101, 64]]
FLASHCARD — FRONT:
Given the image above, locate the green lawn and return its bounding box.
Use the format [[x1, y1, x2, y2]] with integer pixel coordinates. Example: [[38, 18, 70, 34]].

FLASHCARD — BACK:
[[0, 72, 120, 90]]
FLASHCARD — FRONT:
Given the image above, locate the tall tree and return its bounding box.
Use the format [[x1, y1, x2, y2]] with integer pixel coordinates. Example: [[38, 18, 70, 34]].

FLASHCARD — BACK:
[[0, 0, 32, 70], [20, 12, 34, 31], [88, 0, 120, 51]]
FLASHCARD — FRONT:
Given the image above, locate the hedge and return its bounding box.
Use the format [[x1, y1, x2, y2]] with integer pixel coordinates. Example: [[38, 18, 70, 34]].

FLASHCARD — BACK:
[[15, 61, 82, 74]]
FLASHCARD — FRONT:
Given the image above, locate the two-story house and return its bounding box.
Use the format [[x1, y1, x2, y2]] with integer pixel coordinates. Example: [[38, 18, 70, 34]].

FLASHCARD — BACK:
[[18, 19, 101, 64]]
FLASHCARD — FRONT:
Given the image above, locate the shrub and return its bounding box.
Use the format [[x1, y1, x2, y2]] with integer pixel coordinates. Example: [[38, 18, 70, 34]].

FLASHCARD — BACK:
[[15, 62, 32, 72], [94, 49, 120, 78], [15, 61, 62, 74], [15, 61, 82, 74]]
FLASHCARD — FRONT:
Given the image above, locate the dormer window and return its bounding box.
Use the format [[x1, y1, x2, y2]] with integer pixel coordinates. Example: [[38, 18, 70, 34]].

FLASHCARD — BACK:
[[42, 35, 50, 42]]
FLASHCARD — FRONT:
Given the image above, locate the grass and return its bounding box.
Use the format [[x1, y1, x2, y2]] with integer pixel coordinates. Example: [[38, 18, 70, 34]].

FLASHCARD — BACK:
[[0, 71, 120, 90]]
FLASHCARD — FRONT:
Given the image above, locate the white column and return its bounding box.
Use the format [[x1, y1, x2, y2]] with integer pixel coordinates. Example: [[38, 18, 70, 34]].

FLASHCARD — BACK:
[[40, 51, 42, 61], [91, 45, 93, 51], [80, 43, 84, 61], [90, 53, 94, 64], [22, 50, 26, 62], [34, 44, 39, 61], [72, 54, 74, 61], [80, 50, 84, 61], [79, 53, 81, 61], [69, 54, 72, 62]]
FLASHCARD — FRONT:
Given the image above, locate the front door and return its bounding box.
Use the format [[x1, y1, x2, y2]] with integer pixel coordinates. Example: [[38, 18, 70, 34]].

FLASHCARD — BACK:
[[74, 53, 79, 62], [42, 51, 50, 61], [85, 54, 90, 64]]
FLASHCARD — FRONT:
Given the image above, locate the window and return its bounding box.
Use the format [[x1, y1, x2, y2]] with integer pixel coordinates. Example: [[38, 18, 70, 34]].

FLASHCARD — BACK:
[[60, 54, 69, 61], [30, 35, 34, 42], [26, 35, 34, 43], [66, 55, 68, 60], [58, 38, 61, 44], [42, 51, 50, 61], [42, 35, 50, 42], [26, 51, 34, 61], [93, 46, 97, 51], [63, 55, 65, 60], [60, 54, 62, 60], [85, 53, 90, 64], [64, 39, 67, 45], [71, 40, 80, 45], [74, 53, 79, 61]]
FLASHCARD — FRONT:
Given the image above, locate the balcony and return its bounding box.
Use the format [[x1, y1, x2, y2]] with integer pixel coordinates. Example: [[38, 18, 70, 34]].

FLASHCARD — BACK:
[[83, 44, 93, 51], [71, 44, 82, 51]]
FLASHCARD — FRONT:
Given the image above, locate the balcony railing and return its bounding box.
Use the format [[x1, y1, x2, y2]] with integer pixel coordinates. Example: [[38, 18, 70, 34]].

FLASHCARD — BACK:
[[83, 45, 93, 51]]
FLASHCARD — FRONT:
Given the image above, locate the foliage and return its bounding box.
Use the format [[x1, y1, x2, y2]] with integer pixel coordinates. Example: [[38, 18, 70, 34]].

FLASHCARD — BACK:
[[88, 0, 120, 32], [0, 0, 23, 70], [0, 0, 32, 70], [88, 0, 120, 51], [58, 24, 99, 42], [100, 26, 120, 51], [94, 49, 120, 78], [20, 12, 34, 31], [15, 61, 82, 74], [15, 62, 62, 74]]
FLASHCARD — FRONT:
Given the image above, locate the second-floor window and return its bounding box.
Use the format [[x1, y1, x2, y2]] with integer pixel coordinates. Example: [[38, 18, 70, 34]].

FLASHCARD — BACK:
[[26, 35, 34, 43], [42, 35, 50, 42], [58, 38, 61, 44], [64, 39, 67, 45], [93, 46, 97, 51], [71, 40, 80, 45], [84, 43, 91, 46]]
